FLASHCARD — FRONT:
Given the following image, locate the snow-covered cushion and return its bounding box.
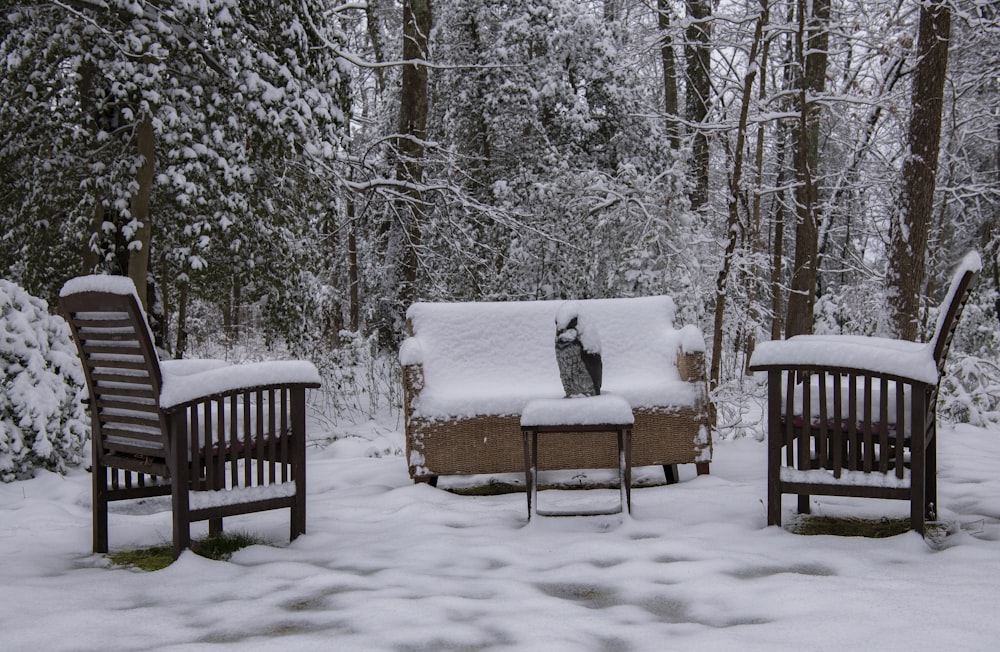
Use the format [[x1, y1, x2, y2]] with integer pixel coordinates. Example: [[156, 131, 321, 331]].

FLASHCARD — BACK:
[[402, 296, 703, 419]]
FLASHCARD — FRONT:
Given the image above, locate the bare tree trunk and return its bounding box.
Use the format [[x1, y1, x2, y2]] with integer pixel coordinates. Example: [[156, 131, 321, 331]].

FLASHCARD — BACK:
[[784, 0, 829, 338], [710, 2, 767, 389], [393, 0, 432, 309], [658, 0, 680, 148], [888, 0, 951, 340], [127, 114, 155, 310], [685, 0, 712, 211], [743, 0, 772, 373], [174, 279, 189, 359]]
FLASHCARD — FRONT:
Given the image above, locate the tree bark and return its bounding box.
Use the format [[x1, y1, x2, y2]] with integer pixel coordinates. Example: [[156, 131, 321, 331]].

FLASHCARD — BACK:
[[685, 0, 712, 211], [658, 0, 680, 148], [888, 0, 951, 340], [784, 0, 829, 338], [127, 114, 155, 310], [394, 0, 432, 308]]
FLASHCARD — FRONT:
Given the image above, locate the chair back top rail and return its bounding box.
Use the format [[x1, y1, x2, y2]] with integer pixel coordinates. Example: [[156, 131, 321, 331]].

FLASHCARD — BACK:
[[931, 252, 981, 372]]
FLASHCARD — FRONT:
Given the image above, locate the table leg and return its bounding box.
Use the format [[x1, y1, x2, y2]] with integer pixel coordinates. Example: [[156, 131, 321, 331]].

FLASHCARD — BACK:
[[522, 429, 533, 520]]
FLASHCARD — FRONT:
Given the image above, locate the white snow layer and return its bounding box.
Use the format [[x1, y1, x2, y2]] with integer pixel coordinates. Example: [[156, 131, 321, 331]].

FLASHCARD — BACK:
[[402, 295, 701, 418], [751, 335, 939, 384], [749, 250, 982, 386], [59, 274, 140, 297], [521, 394, 634, 427], [159, 360, 321, 409], [4, 419, 1000, 651]]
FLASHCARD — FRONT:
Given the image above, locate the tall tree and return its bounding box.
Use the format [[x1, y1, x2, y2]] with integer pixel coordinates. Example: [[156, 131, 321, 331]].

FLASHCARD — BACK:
[[389, 0, 432, 313], [658, 0, 681, 148], [887, 0, 951, 340], [685, 0, 712, 211], [784, 0, 830, 338]]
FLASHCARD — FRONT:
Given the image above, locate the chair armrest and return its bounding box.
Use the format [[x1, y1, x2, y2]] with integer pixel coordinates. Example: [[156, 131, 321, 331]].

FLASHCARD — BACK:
[[749, 335, 938, 385], [160, 360, 321, 411], [677, 350, 707, 384], [400, 363, 425, 420]]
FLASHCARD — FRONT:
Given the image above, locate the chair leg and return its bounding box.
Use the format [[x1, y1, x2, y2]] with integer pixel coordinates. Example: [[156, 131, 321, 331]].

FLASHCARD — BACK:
[[93, 466, 109, 554], [926, 425, 938, 521], [209, 518, 223, 537]]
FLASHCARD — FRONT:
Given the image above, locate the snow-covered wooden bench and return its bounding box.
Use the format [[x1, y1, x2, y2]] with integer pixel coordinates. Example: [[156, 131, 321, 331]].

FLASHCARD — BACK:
[[60, 275, 321, 557], [748, 252, 981, 533], [399, 296, 714, 485]]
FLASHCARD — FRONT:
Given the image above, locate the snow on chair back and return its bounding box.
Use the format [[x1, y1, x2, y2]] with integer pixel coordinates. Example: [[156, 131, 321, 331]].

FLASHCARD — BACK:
[[60, 277, 167, 467], [931, 251, 982, 376]]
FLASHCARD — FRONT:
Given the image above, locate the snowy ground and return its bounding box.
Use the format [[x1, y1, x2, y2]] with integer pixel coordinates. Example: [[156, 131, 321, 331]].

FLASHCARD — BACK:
[[3, 414, 1000, 651]]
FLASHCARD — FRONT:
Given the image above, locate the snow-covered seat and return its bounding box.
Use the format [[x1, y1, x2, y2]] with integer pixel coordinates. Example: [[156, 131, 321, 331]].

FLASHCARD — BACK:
[[749, 252, 981, 533], [59, 276, 321, 557], [399, 296, 714, 484]]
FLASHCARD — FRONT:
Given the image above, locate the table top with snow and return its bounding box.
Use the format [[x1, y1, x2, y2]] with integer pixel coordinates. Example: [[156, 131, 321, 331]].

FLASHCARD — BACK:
[[521, 394, 635, 427]]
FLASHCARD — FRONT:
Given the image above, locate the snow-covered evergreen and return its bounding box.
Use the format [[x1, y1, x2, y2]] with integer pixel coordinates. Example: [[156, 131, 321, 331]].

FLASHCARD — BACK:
[[0, 280, 88, 482]]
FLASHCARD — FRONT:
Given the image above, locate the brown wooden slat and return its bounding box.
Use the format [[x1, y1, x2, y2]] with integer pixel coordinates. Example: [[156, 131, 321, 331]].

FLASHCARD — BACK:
[[243, 393, 253, 487], [280, 388, 289, 483], [95, 398, 158, 413], [817, 371, 828, 469], [79, 343, 141, 356], [831, 371, 843, 478], [268, 388, 278, 484], [784, 372, 796, 467], [91, 370, 152, 384], [799, 372, 811, 472], [896, 381, 906, 479], [256, 390, 266, 483], [878, 378, 890, 473], [87, 359, 148, 372], [77, 330, 141, 342], [93, 386, 157, 401], [229, 395, 239, 489], [862, 375, 874, 473], [847, 374, 858, 471], [100, 412, 160, 428]]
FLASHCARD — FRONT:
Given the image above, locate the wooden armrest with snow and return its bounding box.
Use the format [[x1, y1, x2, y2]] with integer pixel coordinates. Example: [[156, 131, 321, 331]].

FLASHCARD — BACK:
[[399, 296, 714, 484], [748, 252, 981, 533]]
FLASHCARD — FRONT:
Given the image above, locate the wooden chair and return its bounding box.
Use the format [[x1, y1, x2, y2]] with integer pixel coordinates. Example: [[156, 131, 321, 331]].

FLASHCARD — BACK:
[[59, 276, 321, 557], [749, 253, 981, 533]]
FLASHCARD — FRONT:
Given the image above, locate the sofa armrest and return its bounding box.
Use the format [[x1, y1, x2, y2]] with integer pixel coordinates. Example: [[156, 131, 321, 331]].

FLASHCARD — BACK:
[[400, 363, 425, 420], [677, 350, 707, 384]]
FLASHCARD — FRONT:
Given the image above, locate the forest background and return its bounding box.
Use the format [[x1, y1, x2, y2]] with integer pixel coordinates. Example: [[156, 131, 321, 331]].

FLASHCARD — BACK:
[[2, 0, 999, 436]]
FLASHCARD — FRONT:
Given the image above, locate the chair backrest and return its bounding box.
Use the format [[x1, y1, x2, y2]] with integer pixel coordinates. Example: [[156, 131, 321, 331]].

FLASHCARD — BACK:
[[59, 278, 167, 460], [930, 251, 981, 375]]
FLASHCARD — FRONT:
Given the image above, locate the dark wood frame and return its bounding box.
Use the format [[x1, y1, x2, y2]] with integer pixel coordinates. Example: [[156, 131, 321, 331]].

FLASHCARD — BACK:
[[749, 263, 978, 533], [521, 423, 633, 519], [60, 288, 319, 558]]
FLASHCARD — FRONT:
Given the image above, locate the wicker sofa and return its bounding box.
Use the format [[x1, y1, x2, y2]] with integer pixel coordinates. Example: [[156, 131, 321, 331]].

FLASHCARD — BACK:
[[399, 296, 714, 484]]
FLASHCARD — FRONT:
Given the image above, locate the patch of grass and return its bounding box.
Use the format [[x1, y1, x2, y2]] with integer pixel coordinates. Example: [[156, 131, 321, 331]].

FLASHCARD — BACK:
[[192, 530, 263, 561], [448, 480, 523, 496], [110, 546, 174, 572], [788, 515, 912, 538], [109, 530, 264, 571]]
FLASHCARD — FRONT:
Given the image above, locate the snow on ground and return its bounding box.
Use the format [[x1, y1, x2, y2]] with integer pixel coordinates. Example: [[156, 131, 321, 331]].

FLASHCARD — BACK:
[[2, 414, 1000, 651]]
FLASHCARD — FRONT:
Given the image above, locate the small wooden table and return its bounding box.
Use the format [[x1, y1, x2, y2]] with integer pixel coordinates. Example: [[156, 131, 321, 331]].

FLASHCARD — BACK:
[[520, 395, 634, 519]]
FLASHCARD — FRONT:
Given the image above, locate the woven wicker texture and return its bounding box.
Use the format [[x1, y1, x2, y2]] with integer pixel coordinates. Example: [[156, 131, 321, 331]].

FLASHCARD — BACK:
[[407, 407, 709, 476]]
